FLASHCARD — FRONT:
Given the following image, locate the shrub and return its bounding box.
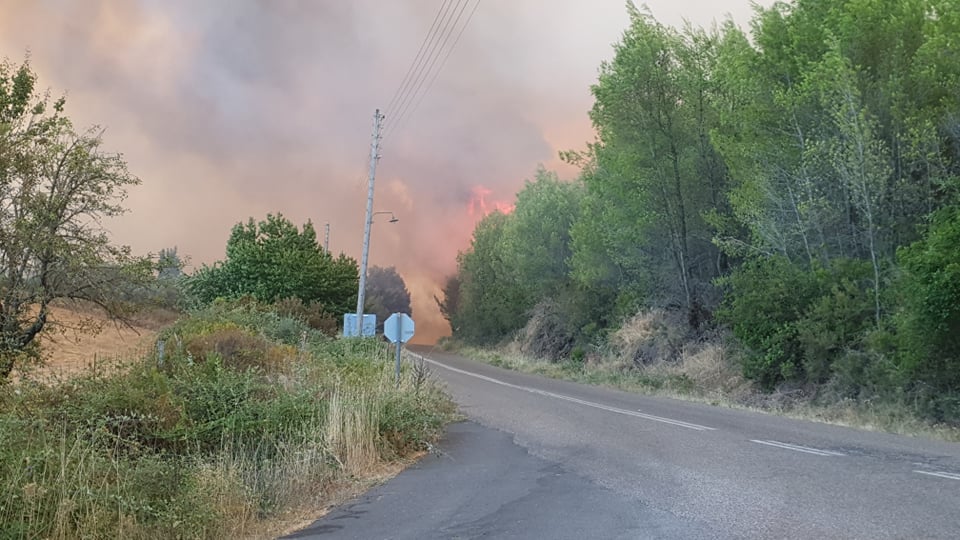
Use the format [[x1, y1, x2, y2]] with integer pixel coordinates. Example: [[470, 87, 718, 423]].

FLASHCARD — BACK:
[[896, 205, 960, 421], [717, 256, 820, 389], [719, 256, 879, 390], [380, 389, 455, 457], [795, 259, 875, 384], [611, 309, 690, 366], [273, 297, 339, 336], [0, 301, 456, 537], [185, 326, 292, 373]]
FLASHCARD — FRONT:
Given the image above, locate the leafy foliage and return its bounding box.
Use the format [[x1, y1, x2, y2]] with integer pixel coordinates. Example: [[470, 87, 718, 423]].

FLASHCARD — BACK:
[[447, 0, 960, 422], [717, 257, 819, 388], [0, 301, 455, 538], [366, 266, 412, 332], [896, 206, 960, 419], [444, 169, 582, 347], [186, 213, 358, 316], [718, 257, 876, 389], [450, 211, 524, 344], [573, 8, 729, 322], [0, 57, 152, 379]]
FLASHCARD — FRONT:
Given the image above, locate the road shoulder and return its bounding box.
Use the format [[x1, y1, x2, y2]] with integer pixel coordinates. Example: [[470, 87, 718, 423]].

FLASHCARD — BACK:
[[285, 421, 717, 540]]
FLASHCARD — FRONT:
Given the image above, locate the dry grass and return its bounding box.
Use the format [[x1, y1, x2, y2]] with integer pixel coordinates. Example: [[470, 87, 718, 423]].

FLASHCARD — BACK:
[[455, 308, 960, 443], [269, 454, 421, 540], [326, 388, 381, 476], [640, 342, 753, 400], [0, 352, 452, 539], [11, 306, 162, 383], [2, 301, 459, 539], [611, 310, 662, 350], [1, 407, 419, 540], [610, 309, 689, 365]]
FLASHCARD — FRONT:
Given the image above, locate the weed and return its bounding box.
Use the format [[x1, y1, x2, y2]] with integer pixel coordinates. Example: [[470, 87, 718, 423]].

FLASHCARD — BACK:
[[1, 301, 457, 538], [457, 336, 960, 442]]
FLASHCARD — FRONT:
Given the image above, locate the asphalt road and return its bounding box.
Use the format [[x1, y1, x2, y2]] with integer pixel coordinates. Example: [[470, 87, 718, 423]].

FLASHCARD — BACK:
[[291, 347, 960, 539]]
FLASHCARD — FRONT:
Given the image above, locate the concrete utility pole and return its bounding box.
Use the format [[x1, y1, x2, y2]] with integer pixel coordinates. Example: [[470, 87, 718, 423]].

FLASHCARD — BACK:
[[356, 109, 384, 336], [324, 222, 330, 253]]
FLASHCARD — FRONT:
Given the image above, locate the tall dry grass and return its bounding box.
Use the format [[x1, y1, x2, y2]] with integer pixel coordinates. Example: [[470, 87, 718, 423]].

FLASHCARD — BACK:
[[1, 303, 456, 539], [457, 308, 960, 442], [326, 388, 382, 476]]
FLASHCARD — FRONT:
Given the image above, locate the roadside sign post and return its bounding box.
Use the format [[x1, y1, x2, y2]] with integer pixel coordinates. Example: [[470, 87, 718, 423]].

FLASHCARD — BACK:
[[395, 330, 401, 386], [384, 313, 415, 387]]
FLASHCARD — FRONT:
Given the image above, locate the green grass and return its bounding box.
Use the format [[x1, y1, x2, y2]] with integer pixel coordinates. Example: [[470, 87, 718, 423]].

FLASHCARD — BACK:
[[454, 344, 960, 443], [1, 302, 457, 539]]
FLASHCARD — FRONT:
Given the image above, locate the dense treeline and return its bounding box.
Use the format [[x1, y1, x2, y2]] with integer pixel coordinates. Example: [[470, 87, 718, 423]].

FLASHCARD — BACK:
[[442, 0, 960, 421]]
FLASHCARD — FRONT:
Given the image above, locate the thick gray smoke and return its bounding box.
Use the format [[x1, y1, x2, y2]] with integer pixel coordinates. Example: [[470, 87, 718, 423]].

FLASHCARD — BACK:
[[0, 0, 766, 342]]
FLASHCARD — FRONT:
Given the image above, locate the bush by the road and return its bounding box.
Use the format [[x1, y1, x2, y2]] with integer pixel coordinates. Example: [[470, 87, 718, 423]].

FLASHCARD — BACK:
[[0, 301, 455, 539]]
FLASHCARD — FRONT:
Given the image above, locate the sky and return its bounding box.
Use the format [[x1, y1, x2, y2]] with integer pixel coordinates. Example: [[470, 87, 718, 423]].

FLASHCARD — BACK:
[[0, 0, 771, 344]]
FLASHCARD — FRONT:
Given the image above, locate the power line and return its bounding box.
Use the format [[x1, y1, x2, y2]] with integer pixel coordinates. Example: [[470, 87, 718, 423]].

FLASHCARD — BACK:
[[387, 0, 480, 138], [383, 0, 455, 116], [386, 0, 472, 137], [385, 0, 461, 124]]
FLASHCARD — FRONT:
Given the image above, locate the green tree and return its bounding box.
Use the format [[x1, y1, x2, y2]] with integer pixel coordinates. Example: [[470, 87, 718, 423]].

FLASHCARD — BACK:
[[436, 274, 461, 331], [571, 8, 730, 324], [186, 214, 358, 314], [0, 58, 151, 379], [453, 211, 526, 344], [500, 167, 582, 302], [716, 0, 959, 266], [157, 247, 183, 279], [896, 205, 960, 418], [710, 0, 960, 395], [366, 266, 411, 333], [449, 168, 584, 346]]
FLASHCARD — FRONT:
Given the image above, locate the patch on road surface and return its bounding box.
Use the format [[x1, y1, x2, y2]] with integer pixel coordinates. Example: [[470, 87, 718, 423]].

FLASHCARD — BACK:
[[286, 422, 722, 540]]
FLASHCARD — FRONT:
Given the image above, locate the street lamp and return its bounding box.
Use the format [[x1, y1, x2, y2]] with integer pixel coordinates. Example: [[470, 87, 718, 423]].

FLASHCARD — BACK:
[[355, 210, 398, 336], [374, 211, 399, 223]]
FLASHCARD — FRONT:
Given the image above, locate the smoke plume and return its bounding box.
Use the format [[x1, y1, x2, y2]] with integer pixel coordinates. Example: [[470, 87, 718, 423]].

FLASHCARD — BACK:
[[0, 0, 766, 343]]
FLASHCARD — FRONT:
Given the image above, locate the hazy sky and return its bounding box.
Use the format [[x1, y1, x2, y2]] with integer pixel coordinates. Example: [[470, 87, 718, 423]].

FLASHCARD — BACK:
[[0, 0, 770, 343]]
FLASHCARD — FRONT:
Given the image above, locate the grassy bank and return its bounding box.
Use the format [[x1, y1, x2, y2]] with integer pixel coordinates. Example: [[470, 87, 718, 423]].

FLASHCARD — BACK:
[[447, 339, 960, 443], [1, 302, 456, 539]]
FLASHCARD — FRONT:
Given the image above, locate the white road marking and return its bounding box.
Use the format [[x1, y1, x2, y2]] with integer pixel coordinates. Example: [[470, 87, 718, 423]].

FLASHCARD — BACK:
[[412, 353, 716, 431], [914, 470, 960, 481], [750, 439, 845, 456]]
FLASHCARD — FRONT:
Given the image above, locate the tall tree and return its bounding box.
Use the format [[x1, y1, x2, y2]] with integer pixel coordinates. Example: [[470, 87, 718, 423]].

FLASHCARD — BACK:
[[500, 167, 582, 302], [0, 58, 151, 379], [157, 247, 183, 279], [436, 274, 461, 331], [710, 0, 960, 390], [453, 211, 526, 344], [716, 0, 960, 266], [572, 7, 729, 323]]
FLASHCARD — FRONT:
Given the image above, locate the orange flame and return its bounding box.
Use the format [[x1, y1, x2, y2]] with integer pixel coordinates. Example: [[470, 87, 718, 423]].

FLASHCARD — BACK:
[[467, 185, 515, 218]]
